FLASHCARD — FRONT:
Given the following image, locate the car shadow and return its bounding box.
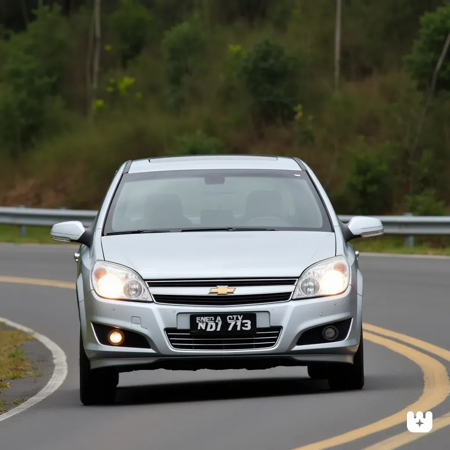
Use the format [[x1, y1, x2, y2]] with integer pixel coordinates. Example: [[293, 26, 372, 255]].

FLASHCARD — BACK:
[[114, 376, 330, 406]]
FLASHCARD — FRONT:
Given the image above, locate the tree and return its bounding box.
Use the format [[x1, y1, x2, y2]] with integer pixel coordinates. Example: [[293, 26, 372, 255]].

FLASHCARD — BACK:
[[406, 4, 450, 192], [334, 0, 342, 91], [110, 0, 153, 68], [93, 0, 102, 94], [241, 38, 301, 123], [87, 0, 102, 114], [406, 4, 450, 92]]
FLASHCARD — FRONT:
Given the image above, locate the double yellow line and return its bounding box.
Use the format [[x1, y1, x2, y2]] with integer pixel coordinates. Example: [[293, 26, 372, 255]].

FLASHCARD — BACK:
[[0, 275, 449, 449], [295, 325, 450, 450]]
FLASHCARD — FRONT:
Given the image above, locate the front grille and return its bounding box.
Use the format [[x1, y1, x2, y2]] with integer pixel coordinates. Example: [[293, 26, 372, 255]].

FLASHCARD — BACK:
[[166, 327, 282, 350], [153, 292, 291, 306], [146, 278, 297, 288]]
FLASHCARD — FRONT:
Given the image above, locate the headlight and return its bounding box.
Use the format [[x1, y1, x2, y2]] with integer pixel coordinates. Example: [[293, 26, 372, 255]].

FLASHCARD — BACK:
[[293, 256, 350, 299], [91, 261, 152, 301]]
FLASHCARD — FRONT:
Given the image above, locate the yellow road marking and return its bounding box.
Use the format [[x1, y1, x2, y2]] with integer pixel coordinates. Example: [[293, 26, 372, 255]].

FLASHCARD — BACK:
[[363, 412, 450, 450], [362, 323, 450, 449], [364, 322, 450, 362], [1, 275, 449, 449], [293, 331, 450, 450], [0, 276, 75, 290]]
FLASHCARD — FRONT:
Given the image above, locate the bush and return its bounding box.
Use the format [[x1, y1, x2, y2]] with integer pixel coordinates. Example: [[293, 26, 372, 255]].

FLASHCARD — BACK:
[[406, 188, 447, 216], [218, 44, 246, 102], [241, 38, 301, 123], [405, 4, 450, 92], [162, 21, 206, 106], [294, 104, 315, 146], [209, 0, 270, 23], [0, 5, 70, 155], [143, 0, 195, 33], [109, 0, 153, 68], [410, 148, 443, 194], [173, 130, 224, 155], [345, 138, 399, 215]]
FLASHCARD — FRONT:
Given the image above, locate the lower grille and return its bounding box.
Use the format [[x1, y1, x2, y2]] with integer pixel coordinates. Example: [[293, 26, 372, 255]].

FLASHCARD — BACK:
[[166, 327, 282, 350], [154, 292, 291, 306]]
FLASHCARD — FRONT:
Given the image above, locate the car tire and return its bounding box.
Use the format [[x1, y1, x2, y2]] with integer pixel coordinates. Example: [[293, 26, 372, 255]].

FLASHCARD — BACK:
[[79, 334, 118, 405], [307, 364, 329, 380], [328, 331, 364, 391]]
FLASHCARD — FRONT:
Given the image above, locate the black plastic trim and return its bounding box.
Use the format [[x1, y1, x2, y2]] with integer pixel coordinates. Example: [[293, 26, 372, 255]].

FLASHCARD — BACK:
[[297, 319, 353, 346], [292, 157, 307, 170], [146, 278, 297, 287], [78, 218, 97, 247], [339, 219, 356, 242], [123, 160, 132, 174], [92, 323, 151, 349], [153, 292, 292, 306]]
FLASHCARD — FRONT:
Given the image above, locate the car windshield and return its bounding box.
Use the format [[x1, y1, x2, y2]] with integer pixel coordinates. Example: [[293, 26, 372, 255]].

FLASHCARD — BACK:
[[103, 169, 332, 235]]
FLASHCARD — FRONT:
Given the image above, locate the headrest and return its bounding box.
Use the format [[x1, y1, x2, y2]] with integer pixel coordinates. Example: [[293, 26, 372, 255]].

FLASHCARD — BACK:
[[245, 190, 286, 219], [144, 194, 186, 227]]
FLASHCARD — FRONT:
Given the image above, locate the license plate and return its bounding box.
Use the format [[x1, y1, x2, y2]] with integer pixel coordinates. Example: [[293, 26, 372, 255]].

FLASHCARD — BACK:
[[190, 313, 256, 335]]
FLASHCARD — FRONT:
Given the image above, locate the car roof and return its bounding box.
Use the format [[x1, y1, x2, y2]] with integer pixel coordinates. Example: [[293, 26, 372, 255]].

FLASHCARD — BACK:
[[126, 155, 303, 173]]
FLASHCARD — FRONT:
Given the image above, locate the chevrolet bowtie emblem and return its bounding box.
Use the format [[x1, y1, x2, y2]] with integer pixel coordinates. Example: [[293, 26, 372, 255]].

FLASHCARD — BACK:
[[209, 286, 236, 295]]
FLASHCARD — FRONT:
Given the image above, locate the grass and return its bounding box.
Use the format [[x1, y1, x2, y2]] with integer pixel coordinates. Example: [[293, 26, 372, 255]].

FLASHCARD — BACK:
[[352, 235, 450, 256], [0, 326, 34, 382], [0, 324, 34, 413], [0, 225, 54, 244], [0, 398, 26, 412]]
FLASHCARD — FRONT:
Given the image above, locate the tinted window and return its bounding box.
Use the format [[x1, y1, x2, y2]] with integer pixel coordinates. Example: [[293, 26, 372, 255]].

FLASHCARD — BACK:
[[104, 170, 332, 234]]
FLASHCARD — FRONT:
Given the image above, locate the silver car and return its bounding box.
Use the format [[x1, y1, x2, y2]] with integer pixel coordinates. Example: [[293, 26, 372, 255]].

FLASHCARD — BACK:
[[51, 155, 383, 405]]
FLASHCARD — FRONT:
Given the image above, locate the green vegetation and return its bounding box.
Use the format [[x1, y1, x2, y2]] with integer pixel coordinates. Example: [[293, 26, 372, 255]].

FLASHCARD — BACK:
[[0, 0, 449, 225], [0, 324, 34, 412], [0, 397, 26, 413], [353, 236, 450, 256], [0, 225, 54, 244]]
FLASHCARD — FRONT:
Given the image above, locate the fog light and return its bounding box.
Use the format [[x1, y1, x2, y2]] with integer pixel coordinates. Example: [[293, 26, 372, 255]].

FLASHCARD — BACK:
[[322, 326, 338, 341], [108, 330, 124, 345]]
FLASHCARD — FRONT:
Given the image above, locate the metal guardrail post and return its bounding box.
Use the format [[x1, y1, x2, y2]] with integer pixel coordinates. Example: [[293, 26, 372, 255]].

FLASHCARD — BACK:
[[404, 212, 414, 248], [18, 205, 26, 237]]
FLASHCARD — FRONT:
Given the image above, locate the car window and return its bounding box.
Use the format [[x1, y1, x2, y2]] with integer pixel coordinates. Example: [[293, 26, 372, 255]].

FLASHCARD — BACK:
[[105, 169, 332, 233]]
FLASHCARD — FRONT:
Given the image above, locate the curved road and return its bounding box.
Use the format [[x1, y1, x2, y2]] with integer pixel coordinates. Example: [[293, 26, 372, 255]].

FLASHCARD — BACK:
[[0, 244, 449, 449]]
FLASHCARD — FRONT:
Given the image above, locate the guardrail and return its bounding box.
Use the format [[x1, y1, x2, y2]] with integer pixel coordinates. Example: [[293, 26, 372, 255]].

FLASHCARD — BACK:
[[1, 206, 449, 247]]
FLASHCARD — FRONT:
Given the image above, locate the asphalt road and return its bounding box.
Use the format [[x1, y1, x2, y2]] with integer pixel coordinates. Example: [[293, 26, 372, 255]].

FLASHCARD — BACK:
[[0, 243, 449, 449]]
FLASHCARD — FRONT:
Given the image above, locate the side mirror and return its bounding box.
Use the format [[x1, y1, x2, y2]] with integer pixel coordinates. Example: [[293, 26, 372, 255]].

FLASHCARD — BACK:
[[51, 221, 86, 244], [344, 216, 384, 242]]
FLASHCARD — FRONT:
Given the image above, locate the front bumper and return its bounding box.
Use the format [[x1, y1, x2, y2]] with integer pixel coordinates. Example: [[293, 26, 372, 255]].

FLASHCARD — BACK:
[[79, 286, 362, 371]]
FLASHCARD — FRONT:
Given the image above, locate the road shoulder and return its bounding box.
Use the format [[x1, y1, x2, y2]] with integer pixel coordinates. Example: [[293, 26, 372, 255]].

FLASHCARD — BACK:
[[0, 326, 53, 415]]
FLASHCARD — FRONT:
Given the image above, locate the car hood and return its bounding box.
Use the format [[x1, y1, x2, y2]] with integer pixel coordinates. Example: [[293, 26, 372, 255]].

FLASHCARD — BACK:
[[101, 231, 336, 279]]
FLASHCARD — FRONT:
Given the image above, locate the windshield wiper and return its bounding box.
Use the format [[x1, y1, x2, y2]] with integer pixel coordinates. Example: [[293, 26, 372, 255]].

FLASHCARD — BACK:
[[181, 227, 276, 232], [106, 229, 173, 236], [107, 227, 277, 236]]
